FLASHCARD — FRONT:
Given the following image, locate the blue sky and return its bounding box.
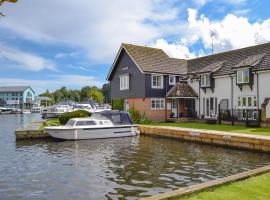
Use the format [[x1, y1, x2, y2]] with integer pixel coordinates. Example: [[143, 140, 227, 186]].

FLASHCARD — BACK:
[[0, 0, 270, 94]]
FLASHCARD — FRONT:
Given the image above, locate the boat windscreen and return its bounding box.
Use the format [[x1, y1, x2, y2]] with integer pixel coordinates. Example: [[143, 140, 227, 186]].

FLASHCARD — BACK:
[[92, 111, 134, 125], [120, 113, 133, 125], [75, 120, 96, 126], [66, 119, 76, 126]]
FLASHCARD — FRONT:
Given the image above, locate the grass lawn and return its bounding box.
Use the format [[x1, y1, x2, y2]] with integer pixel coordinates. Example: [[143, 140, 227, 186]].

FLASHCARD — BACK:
[[177, 172, 270, 200], [155, 122, 270, 136], [40, 118, 60, 129]]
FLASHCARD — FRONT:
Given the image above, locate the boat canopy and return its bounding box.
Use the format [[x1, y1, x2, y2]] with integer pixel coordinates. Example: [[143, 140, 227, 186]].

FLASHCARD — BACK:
[[91, 110, 134, 125]]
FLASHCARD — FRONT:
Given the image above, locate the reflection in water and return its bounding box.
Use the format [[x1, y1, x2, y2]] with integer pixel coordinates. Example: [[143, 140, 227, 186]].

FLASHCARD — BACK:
[[1, 114, 270, 200]]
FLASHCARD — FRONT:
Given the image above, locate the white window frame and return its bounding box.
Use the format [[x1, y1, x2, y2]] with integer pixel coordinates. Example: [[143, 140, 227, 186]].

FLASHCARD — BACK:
[[151, 74, 164, 89], [203, 97, 217, 118], [169, 75, 176, 85], [237, 68, 250, 84], [151, 98, 165, 109], [119, 74, 129, 90], [200, 74, 210, 87], [237, 96, 257, 109]]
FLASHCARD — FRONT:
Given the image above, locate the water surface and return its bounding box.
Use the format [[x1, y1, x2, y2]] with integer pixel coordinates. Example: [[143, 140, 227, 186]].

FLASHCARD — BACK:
[[0, 114, 270, 200]]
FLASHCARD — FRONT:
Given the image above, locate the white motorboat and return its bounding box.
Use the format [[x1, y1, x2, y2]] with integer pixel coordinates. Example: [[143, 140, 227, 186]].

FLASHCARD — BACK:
[[0, 107, 15, 114], [42, 104, 73, 118], [11, 108, 22, 114], [73, 103, 94, 113], [21, 109, 31, 114], [31, 106, 44, 113], [45, 110, 138, 140]]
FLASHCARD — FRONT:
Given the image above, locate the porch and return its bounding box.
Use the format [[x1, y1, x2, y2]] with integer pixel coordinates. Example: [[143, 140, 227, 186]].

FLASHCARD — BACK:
[[166, 81, 198, 120]]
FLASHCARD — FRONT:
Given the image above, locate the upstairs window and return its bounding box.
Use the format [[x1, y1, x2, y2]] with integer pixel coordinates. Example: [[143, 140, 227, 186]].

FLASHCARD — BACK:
[[151, 74, 163, 89], [120, 74, 129, 90], [169, 75, 176, 85], [237, 68, 249, 84], [201, 74, 210, 87]]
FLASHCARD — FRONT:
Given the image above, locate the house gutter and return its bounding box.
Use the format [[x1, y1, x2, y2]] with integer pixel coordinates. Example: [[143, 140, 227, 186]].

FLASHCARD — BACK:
[[230, 75, 234, 111], [256, 72, 260, 110], [198, 81, 201, 117]]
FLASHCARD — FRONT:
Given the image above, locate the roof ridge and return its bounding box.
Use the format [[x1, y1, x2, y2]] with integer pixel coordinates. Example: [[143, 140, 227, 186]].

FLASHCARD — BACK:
[[122, 43, 164, 51], [189, 42, 270, 61]]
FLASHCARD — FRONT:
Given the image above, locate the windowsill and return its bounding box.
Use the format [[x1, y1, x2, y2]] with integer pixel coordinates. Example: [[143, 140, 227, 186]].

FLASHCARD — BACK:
[[151, 86, 164, 89], [237, 82, 250, 85], [120, 88, 129, 91], [200, 85, 211, 88]]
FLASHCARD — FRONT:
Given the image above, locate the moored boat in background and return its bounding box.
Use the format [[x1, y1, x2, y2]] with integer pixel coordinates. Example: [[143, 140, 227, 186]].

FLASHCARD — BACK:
[[42, 104, 73, 118], [31, 106, 44, 113], [21, 109, 31, 114]]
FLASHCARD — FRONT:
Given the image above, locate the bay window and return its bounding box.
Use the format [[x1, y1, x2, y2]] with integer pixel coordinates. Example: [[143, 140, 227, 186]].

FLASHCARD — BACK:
[[237, 68, 249, 84]]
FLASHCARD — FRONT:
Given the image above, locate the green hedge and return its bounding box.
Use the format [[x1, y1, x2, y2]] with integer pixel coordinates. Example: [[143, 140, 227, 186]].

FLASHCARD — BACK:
[[112, 98, 124, 110], [59, 110, 91, 125]]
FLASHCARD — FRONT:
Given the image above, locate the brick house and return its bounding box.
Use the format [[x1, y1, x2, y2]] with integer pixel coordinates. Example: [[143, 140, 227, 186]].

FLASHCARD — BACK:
[[107, 43, 270, 123]]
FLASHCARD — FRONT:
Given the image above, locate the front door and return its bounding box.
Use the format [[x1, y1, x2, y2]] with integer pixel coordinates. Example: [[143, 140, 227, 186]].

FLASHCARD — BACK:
[[185, 99, 195, 117], [204, 97, 217, 118], [124, 100, 129, 111]]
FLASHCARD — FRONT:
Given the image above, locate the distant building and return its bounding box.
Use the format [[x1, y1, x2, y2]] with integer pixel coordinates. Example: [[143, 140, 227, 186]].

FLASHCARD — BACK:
[[0, 86, 36, 109], [35, 96, 52, 107]]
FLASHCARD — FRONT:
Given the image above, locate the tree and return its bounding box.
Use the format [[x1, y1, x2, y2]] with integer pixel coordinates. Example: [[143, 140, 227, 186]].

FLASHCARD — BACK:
[[86, 89, 104, 103], [39, 86, 104, 104], [53, 90, 64, 103], [102, 83, 110, 103], [0, 0, 17, 16]]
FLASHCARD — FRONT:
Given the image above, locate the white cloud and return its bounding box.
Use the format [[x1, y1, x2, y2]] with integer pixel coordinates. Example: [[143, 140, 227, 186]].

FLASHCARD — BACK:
[[233, 9, 251, 16], [0, 45, 56, 71], [181, 8, 270, 54], [193, 0, 211, 6], [224, 0, 247, 4], [0, 0, 181, 62], [151, 39, 196, 59], [55, 52, 81, 59], [0, 75, 104, 94]]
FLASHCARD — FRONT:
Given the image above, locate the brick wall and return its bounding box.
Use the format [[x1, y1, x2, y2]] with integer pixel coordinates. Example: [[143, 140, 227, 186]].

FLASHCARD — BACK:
[[126, 98, 170, 122]]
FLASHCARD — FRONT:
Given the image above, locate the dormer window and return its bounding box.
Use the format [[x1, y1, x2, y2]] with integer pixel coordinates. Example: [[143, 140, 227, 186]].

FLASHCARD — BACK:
[[237, 68, 249, 84], [201, 74, 210, 87]]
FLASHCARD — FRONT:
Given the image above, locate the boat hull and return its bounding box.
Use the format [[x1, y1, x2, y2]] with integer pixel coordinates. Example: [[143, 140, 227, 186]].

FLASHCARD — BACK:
[[45, 126, 138, 140], [45, 113, 61, 118]]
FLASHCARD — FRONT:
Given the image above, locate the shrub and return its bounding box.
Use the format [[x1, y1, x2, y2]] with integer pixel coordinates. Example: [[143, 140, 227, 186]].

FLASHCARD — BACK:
[[128, 109, 152, 124], [59, 110, 91, 125], [112, 98, 124, 110], [128, 108, 141, 123]]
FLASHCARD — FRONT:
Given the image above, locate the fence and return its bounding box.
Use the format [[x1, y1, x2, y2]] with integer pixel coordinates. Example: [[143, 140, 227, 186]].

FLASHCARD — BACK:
[[218, 106, 261, 127]]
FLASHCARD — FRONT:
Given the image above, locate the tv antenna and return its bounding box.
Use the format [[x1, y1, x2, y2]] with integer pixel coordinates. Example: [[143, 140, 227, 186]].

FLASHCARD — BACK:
[[210, 31, 216, 54]]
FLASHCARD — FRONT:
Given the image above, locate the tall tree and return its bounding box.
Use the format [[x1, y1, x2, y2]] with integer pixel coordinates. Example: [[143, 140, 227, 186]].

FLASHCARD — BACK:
[[102, 83, 110, 103], [0, 0, 17, 16]]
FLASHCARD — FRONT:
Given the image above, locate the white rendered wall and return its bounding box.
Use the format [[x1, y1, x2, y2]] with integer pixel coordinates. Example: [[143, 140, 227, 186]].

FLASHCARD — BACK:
[[188, 79, 200, 115], [258, 71, 270, 107], [187, 71, 270, 116]]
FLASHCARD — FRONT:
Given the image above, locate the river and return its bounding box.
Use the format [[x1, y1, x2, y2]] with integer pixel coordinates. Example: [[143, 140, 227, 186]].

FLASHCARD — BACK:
[[0, 114, 270, 200]]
